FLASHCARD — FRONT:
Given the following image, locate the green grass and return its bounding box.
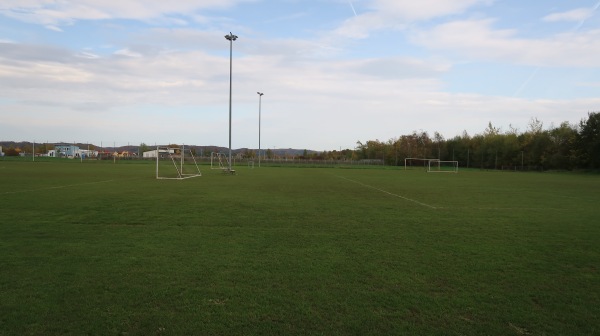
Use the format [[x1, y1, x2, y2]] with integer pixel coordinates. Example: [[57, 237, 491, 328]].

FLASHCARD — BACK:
[[1, 159, 599, 335]]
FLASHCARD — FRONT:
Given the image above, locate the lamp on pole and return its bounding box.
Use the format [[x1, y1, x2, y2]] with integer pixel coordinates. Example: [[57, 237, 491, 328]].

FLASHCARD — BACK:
[[225, 32, 238, 173], [257, 92, 264, 167]]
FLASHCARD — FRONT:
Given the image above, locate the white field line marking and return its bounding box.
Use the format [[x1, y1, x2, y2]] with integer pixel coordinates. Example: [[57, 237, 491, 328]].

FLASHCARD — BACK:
[[336, 175, 437, 209], [436, 207, 568, 211], [1, 179, 116, 195], [335, 176, 568, 211]]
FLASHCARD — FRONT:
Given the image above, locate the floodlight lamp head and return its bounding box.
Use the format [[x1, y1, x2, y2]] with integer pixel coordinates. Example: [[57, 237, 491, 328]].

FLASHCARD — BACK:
[[225, 32, 238, 41], [257, 92, 264, 96]]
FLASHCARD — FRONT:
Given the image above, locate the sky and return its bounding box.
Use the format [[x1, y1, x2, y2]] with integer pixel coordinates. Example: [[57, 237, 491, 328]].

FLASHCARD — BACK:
[[1, 0, 599, 151]]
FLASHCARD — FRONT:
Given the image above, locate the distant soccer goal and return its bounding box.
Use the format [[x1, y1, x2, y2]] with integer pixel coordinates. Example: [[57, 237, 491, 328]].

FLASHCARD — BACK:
[[404, 158, 440, 170], [155, 145, 202, 180], [210, 152, 230, 170], [428, 160, 459, 173]]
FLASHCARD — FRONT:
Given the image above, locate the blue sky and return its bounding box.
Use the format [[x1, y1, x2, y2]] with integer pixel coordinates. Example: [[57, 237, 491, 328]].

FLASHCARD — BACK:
[[1, 0, 599, 150]]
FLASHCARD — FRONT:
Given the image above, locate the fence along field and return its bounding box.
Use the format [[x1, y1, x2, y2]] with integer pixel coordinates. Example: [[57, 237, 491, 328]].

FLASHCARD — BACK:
[[1, 159, 599, 335]]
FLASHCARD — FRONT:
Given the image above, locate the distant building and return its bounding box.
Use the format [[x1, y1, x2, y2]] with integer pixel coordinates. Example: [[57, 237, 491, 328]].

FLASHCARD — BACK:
[[49, 144, 79, 158], [79, 149, 99, 159], [143, 148, 175, 158], [47, 144, 98, 158], [0, 146, 3, 156]]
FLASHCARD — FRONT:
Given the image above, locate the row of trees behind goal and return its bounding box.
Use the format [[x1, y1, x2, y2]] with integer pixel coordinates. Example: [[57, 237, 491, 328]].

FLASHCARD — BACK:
[[347, 112, 600, 171]]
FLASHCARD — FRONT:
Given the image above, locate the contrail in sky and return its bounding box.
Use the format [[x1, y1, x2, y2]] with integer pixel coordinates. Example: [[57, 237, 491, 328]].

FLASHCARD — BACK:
[[574, 0, 600, 30], [513, 67, 541, 98], [513, 0, 600, 97], [348, 1, 358, 16]]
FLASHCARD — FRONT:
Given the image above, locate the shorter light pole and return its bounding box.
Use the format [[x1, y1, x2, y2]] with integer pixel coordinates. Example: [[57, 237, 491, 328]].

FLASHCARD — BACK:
[[257, 92, 264, 167]]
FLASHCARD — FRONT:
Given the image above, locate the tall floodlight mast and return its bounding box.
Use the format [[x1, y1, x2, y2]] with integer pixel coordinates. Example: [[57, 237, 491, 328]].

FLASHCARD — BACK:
[[225, 32, 238, 173], [257, 92, 264, 167]]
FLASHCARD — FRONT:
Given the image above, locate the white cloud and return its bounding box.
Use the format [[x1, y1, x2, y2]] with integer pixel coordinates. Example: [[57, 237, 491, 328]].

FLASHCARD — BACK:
[[0, 0, 253, 26], [411, 19, 600, 67], [2, 34, 597, 149], [370, 0, 493, 21], [543, 8, 594, 23], [114, 48, 143, 58], [77, 51, 100, 59], [332, 0, 493, 39], [44, 25, 64, 32]]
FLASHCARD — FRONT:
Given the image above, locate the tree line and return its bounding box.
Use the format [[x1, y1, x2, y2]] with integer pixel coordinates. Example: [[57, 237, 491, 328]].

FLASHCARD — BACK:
[[4, 112, 599, 170], [308, 112, 600, 171]]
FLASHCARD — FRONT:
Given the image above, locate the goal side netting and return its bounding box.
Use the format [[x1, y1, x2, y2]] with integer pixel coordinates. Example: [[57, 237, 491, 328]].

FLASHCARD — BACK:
[[155, 145, 202, 180], [428, 160, 459, 173], [210, 152, 230, 170]]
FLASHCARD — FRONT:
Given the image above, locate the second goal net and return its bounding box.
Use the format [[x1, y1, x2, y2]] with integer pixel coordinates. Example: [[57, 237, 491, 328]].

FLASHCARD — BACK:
[[210, 152, 231, 170], [155, 145, 202, 180], [428, 160, 459, 173]]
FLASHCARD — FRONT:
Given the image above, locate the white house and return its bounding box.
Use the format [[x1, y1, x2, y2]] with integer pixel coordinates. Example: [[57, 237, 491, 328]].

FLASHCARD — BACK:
[[47, 144, 98, 158], [49, 144, 80, 158]]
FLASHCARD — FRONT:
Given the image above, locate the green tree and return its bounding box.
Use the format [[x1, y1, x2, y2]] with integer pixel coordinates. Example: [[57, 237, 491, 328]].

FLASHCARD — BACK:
[[547, 122, 578, 170], [139, 143, 149, 154], [578, 112, 600, 168]]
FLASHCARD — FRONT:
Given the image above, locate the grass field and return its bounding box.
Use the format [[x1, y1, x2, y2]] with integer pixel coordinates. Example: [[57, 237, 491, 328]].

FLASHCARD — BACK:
[[1, 158, 599, 335]]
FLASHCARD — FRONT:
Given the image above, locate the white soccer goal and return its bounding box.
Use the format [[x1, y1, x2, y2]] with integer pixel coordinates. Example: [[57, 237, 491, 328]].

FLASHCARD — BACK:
[[155, 145, 202, 180], [404, 158, 440, 170], [428, 160, 459, 173], [210, 152, 230, 170]]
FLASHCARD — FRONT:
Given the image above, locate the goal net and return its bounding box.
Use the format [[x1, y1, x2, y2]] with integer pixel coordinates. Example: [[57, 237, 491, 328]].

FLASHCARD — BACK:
[[428, 160, 459, 173], [210, 152, 230, 170], [156, 145, 202, 180], [404, 158, 440, 170]]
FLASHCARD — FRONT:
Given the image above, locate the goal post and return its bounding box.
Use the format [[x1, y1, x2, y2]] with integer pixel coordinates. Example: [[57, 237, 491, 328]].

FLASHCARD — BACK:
[[428, 160, 459, 173], [155, 145, 202, 180]]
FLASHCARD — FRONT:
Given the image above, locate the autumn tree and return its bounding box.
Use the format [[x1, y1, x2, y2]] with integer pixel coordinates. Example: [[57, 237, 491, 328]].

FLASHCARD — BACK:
[[5, 147, 19, 156]]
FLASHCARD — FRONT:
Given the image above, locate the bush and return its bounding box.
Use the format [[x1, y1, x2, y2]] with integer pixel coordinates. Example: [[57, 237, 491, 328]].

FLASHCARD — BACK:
[[5, 148, 19, 156]]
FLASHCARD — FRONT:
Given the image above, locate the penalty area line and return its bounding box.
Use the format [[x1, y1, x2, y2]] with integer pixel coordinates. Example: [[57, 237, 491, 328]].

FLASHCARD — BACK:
[[335, 175, 437, 209]]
